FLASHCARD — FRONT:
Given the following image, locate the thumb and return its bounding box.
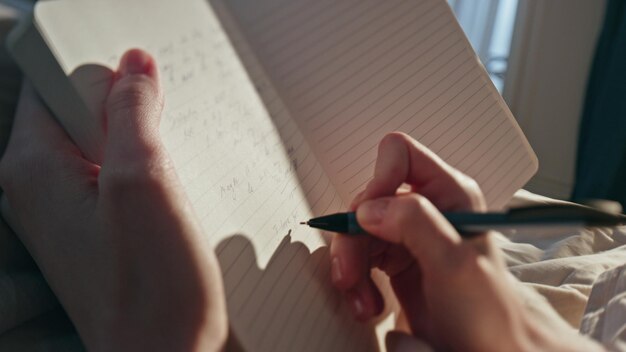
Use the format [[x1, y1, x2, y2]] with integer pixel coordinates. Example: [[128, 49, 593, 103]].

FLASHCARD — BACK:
[[103, 49, 164, 168]]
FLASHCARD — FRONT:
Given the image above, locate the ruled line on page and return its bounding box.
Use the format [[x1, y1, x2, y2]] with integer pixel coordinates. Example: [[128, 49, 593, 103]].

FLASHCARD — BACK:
[[247, 0, 321, 42], [338, 78, 489, 190], [286, 4, 441, 108], [436, 102, 500, 159], [213, 0, 537, 348], [265, 0, 377, 67], [277, 0, 418, 88], [308, 33, 463, 146], [326, 54, 473, 176], [296, 7, 445, 117], [225, 0, 536, 209], [490, 159, 535, 206], [292, 4, 446, 118], [254, 254, 327, 348], [320, 51, 474, 168], [325, 57, 478, 161], [305, 22, 456, 135]]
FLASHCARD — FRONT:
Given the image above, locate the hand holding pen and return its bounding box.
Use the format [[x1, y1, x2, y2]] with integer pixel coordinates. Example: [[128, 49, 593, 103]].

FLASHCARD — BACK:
[[302, 204, 626, 235], [324, 132, 601, 351]]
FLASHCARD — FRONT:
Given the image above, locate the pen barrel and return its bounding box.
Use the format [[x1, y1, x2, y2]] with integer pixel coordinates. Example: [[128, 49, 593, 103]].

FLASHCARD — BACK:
[[306, 212, 365, 234], [306, 204, 626, 237], [346, 212, 364, 234]]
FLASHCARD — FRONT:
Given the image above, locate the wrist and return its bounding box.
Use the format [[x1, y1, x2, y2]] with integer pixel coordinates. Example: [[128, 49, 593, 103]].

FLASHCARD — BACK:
[[95, 300, 227, 352], [80, 257, 227, 352]]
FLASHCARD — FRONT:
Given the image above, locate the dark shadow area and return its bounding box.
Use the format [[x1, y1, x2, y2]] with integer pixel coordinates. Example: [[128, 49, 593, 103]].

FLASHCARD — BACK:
[[0, 61, 113, 350], [572, 0, 626, 208], [0, 198, 378, 351], [0, 15, 22, 156], [0, 307, 84, 352], [0, 16, 81, 349], [216, 233, 380, 352]]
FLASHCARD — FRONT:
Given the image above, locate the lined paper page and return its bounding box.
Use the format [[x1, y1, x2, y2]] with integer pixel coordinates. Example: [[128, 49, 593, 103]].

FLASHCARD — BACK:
[[224, 0, 538, 209], [33, 0, 378, 351]]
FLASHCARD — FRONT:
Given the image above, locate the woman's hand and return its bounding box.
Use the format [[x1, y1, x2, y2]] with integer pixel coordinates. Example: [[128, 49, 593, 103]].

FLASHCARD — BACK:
[[330, 132, 600, 351], [0, 49, 227, 351]]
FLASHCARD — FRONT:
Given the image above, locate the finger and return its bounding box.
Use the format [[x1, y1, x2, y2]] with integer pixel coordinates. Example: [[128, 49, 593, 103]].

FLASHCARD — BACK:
[[330, 234, 367, 290], [0, 81, 95, 202], [330, 231, 391, 291], [98, 49, 185, 222], [102, 48, 165, 171], [339, 190, 370, 305], [338, 189, 383, 320], [349, 189, 366, 211], [356, 193, 461, 273], [330, 234, 382, 319], [369, 241, 414, 277], [358, 132, 485, 211], [346, 279, 384, 321]]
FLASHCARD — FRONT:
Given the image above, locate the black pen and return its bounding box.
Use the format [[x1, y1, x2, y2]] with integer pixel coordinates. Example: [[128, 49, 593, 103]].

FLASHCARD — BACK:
[[300, 204, 626, 236]]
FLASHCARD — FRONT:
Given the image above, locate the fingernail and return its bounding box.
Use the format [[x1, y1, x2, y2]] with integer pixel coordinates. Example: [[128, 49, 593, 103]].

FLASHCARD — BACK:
[[358, 199, 389, 226], [331, 257, 343, 283], [119, 49, 152, 76]]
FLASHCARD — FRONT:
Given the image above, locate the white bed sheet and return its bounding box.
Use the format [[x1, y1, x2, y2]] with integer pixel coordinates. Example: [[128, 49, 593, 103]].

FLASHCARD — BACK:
[[503, 191, 626, 350]]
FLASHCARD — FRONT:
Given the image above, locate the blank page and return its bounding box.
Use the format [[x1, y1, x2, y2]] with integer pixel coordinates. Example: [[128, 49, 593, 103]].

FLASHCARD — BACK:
[[223, 0, 538, 209], [30, 0, 379, 351]]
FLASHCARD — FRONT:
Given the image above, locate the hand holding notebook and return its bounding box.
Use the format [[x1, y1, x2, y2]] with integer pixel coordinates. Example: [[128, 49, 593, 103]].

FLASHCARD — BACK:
[[0, 51, 228, 351]]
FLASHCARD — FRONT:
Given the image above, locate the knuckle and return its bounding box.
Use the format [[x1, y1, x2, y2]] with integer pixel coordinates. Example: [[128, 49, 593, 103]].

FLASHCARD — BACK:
[[365, 177, 391, 195], [106, 76, 162, 115], [101, 167, 146, 193], [378, 132, 408, 152], [389, 194, 429, 228], [457, 173, 487, 211], [447, 244, 485, 280], [100, 157, 173, 199], [462, 176, 480, 193], [100, 169, 150, 201]]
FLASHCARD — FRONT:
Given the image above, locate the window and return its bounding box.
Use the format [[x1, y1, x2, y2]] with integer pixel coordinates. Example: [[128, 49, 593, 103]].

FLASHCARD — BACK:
[[448, 0, 519, 91]]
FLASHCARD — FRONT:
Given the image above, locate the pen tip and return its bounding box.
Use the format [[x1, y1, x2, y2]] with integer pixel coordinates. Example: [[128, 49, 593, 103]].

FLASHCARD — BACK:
[[300, 221, 307, 225]]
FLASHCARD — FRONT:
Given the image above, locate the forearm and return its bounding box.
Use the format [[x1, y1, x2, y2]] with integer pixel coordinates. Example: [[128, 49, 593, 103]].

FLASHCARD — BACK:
[[99, 185, 228, 351], [102, 305, 227, 352]]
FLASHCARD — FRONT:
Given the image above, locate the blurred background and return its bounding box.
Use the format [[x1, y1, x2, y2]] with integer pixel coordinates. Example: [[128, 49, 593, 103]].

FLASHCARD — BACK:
[[1, 0, 625, 207], [449, 0, 625, 208]]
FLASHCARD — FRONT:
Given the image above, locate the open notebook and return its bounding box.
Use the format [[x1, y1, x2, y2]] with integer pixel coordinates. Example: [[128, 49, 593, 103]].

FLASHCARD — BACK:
[[8, 0, 537, 350]]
